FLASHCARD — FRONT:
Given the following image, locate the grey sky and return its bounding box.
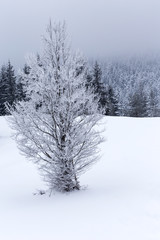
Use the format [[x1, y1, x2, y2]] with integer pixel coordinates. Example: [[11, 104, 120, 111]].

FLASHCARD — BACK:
[[1, 0, 160, 68]]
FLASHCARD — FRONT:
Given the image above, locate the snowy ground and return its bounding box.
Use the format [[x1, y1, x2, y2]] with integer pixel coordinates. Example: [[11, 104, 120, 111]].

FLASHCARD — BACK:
[[1, 116, 160, 240]]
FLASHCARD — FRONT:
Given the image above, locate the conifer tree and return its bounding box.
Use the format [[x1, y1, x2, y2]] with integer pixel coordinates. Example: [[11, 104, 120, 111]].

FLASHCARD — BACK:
[[5, 61, 17, 107], [128, 85, 148, 117], [87, 61, 108, 113], [0, 65, 7, 115], [16, 64, 30, 101], [0, 62, 16, 115], [147, 88, 159, 117], [105, 86, 119, 116]]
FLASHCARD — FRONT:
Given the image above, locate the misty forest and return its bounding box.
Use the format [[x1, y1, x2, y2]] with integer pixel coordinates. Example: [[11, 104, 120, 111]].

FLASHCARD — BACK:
[[2, 50, 160, 119]]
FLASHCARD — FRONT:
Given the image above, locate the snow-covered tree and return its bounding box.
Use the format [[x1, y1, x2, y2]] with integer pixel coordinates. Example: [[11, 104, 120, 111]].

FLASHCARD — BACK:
[[8, 22, 103, 193], [147, 88, 159, 117], [0, 62, 17, 115], [0, 65, 7, 115], [86, 61, 108, 114], [128, 88, 148, 117], [16, 64, 30, 101], [5, 61, 17, 107], [105, 86, 119, 116]]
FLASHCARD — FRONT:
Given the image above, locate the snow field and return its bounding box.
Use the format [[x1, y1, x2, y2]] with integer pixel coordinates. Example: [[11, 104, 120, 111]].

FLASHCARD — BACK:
[[1, 116, 160, 239]]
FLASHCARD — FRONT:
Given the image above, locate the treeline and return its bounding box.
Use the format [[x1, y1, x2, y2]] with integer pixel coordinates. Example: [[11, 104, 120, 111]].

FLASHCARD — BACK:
[[88, 56, 160, 117], [1, 56, 160, 117], [0, 61, 27, 115], [102, 56, 160, 117]]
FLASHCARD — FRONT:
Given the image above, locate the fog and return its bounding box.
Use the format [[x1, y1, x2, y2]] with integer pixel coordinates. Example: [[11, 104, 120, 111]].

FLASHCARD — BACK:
[[1, 0, 160, 68]]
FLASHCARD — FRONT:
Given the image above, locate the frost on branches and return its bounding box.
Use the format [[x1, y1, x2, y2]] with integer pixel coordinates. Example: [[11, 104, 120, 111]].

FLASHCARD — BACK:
[[8, 22, 103, 192]]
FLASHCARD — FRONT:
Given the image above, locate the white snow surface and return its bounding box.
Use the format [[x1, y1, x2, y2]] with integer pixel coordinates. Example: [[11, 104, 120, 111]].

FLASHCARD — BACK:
[[1, 116, 160, 239]]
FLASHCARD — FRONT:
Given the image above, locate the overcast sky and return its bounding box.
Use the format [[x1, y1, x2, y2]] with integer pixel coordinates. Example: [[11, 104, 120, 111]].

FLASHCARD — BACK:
[[1, 0, 160, 68]]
